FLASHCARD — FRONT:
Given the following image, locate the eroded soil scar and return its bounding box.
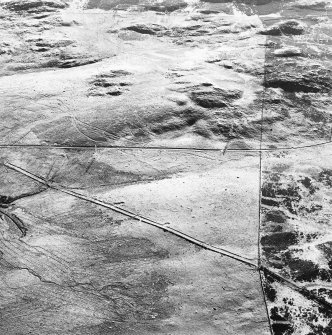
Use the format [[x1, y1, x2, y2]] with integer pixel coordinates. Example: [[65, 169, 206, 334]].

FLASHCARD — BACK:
[[0, 189, 46, 237]]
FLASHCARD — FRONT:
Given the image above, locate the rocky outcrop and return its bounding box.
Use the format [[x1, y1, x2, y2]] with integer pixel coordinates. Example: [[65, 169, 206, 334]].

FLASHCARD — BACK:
[[27, 37, 75, 52], [1, 0, 332, 334], [88, 70, 133, 96], [260, 20, 306, 36], [125, 24, 166, 35], [261, 150, 332, 334], [50, 57, 100, 68], [142, 0, 187, 12], [290, 0, 332, 10], [208, 58, 264, 76], [189, 85, 243, 108], [265, 62, 332, 93], [273, 47, 302, 57], [1, 0, 67, 13], [119, 17, 262, 47], [86, 0, 187, 11]]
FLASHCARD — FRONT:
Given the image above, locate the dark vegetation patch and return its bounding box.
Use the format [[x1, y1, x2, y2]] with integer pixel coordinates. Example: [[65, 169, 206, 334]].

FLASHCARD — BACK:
[[281, 250, 332, 282], [288, 259, 320, 282], [262, 179, 302, 214], [271, 225, 283, 232], [262, 210, 288, 233], [298, 176, 317, 195], [268, 292, 332, 335], [299, 203, 322, 214], [260, 165, 332, 303], [312, 288, 332, 301], [261, 170, 328, 217], [317, 242, 332, 262], [265, 281, 277, 302], [261, 232, 298, 251], [272, 322, 294, 335], [304, 232, 319, 243], [261, 180, 281, 198], [261, 197, 280, 207], [307, 322, 332, 335], [316, 169, 332, 187], [270, 305, 290, 321], [264, 210, 288, 223], [262, 270, 277, 302]]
